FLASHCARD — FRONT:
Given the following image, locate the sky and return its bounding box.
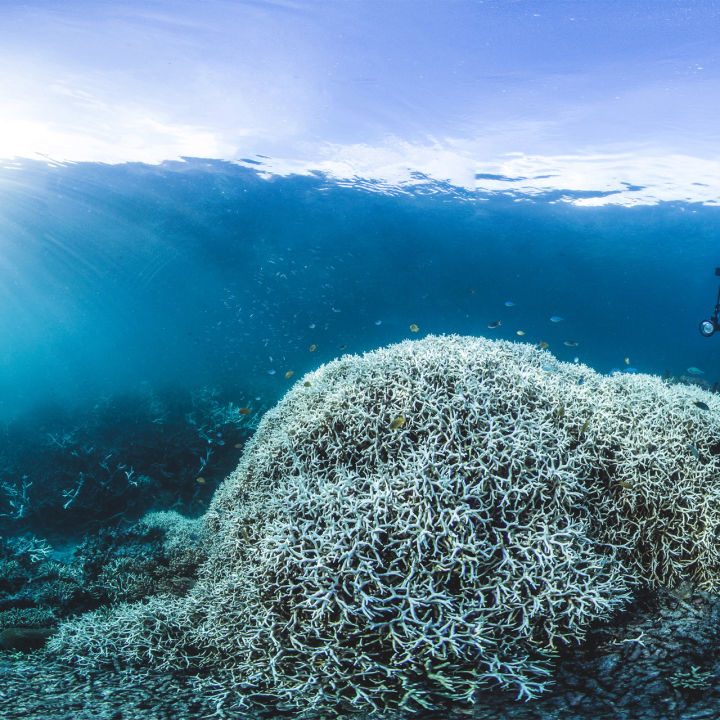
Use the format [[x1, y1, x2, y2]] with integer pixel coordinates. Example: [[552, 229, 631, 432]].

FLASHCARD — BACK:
[[0, 0, 719, 202]]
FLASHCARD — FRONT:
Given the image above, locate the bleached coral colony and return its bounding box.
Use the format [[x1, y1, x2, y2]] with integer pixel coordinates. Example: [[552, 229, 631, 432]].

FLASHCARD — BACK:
[[50, 335, 720, 714]]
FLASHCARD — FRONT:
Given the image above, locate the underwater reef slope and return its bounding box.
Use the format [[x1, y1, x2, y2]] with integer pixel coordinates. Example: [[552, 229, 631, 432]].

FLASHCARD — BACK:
[[49, 335, 720, 715]]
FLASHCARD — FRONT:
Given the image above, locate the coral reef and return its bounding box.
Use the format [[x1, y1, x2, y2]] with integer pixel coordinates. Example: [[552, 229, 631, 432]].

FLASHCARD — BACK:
[[0, 385, 257, 537], [0, 512, 208, 656], [7, 584, 720, 720], [49, 335, 720, 715]]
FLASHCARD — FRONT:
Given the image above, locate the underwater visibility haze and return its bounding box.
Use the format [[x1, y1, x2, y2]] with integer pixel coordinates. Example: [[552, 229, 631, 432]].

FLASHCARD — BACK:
[[2, 2, 720, 719]]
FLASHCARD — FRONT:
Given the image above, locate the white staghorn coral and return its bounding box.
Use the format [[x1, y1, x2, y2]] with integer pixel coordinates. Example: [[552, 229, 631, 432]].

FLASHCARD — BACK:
[[50, 335, 720, 714]]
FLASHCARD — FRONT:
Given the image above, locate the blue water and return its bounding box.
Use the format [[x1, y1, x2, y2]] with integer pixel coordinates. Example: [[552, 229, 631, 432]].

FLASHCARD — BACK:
[[1, 157, 719, 425]]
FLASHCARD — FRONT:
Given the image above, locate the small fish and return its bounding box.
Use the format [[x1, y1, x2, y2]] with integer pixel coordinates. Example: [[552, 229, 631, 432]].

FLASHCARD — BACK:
[[238, 407, 251, 415], [339, 344, 346, 350], [309, 323, 316, 329], [563, 340, 579, 347], [504, 301, 516, 307], [624, 357, 630, 365], [555, 404, 565, 419], [285, 370, 294, 379], [550, 316, 564, 323], [374, 320, 382, 325], [196, 477, 206, 484], [688, 443, 700, 460], [694, 400, 710, 411], [409, 324, 419, 333], [537, 341, 549, 349], [234, 443, 243, 449], [303, 381, 312, 387], [687, 367, 705, 375], [268, 369, 276, 375], [619, 480, 633, 489], [516, 330, 525, 336], [389, 415, 406, 430], [488, 321, 501, 329], [470, 289, 476, 294], [309, 344, 317, 352], [579, 417, 591, 434]]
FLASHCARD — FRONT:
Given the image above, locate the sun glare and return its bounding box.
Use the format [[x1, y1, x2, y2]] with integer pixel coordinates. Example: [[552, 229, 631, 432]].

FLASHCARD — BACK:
[[0, 114, 51, 162]]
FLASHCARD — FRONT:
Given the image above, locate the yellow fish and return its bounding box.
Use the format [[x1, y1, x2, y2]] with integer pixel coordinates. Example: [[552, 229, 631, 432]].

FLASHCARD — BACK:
[[624, 357, 630, 365], [309, 344, 317, 352], [196, 477, 206, 484], [409, 324, 419, 333], [537, 341, 549, 349], [516, 330, 525, 336], [303, 381, 311, 387], [389, 415, 406, 430], [285, 370, 294, 379]]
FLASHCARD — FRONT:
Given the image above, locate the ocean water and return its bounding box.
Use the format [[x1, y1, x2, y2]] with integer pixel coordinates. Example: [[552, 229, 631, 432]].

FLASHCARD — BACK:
[[2, 157, 719, 424], [2, 156, 720, 716], [3, 2, 720, 719]]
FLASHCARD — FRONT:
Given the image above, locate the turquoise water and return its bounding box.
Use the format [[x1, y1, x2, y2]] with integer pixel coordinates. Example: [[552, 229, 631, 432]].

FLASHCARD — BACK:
[[1, 157, 719, 424], [3, 155, 720, 548]]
